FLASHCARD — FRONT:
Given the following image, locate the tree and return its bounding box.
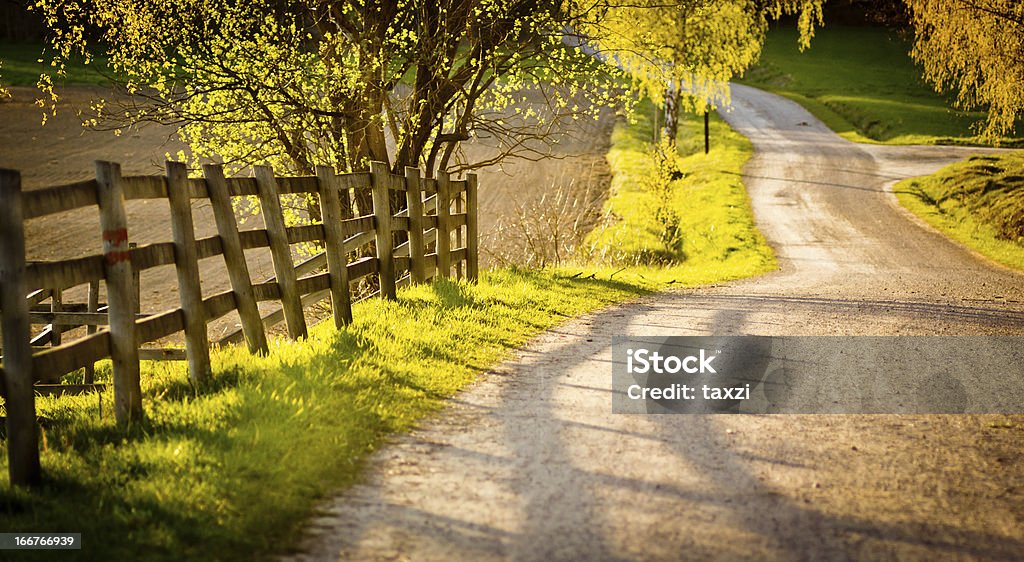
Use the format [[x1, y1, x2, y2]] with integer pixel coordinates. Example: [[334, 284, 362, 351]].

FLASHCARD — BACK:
[[906, 0, 1024, 139], [588, 0, 823, 144], [32, 0, 624, 190]]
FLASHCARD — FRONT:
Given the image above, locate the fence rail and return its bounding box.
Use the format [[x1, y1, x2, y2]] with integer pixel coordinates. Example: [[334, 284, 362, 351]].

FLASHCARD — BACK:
[[0, 160, 478, 486]]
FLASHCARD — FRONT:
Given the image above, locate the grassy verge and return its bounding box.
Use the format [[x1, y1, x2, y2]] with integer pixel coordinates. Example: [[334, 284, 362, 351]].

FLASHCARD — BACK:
[[586, 99, 776, 284], [2, 271, 651, 561], [895, 153, 1024, 271], [739, 26, 1022, 146], [0, 96, 776, 560]]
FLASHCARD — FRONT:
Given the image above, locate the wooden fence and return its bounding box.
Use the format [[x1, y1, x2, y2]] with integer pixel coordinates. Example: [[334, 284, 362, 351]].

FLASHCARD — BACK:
[[0, 160, 478, 486]]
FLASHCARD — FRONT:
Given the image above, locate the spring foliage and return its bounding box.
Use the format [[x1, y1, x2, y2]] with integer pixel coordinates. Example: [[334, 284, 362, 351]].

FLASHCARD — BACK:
[[906, 0, 1024, 139], [30, 1, 625, 177]]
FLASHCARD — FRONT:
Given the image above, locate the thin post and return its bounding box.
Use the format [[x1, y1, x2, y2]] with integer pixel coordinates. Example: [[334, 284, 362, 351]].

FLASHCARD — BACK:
[[315, 165, 352, 327], [166, 161, 211, 386], [96, 160, 143, 424], [466, 173, 479, 282], [130, 242, 140, 314], [704, 110, 710, 155], [455, 186, 464, 280], [254, 165, 307, 340], [405, 167, 427, 283], [84, 280, 99, 384], [436, 171, 452, 279], [0, 168, 42, 486], [50, 288, 62, 345], [371, 162, 396, 300], [203, 164, 269, 355]]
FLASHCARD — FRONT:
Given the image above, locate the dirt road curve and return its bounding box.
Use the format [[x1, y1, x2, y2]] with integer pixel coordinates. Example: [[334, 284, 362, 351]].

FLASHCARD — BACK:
[[286, 84, 1024, 561]]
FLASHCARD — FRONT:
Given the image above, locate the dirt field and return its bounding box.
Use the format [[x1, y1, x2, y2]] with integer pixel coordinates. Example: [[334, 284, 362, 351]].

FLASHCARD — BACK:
[[0, 86, 614, 343]]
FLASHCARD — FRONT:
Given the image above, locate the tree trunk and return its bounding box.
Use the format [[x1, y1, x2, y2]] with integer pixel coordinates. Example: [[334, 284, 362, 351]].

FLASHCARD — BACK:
[[662, 83, 682, 146]]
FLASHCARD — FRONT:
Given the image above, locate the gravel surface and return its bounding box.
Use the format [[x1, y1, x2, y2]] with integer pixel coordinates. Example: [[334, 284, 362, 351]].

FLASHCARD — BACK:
[[284, 84, 1024, 561]]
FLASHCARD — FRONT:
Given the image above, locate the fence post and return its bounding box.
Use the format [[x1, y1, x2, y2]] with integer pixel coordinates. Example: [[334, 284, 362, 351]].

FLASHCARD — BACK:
[[84, 280, 99, 384], [96, 161, 143, 424], [405, 167, 427, 284], [436, 171, 452, 279], [315, 166, 352, 327], [166, 161, 211, 386], [0, 169, 42, 486], [254, 165, 307, 340], [466, 173, 479, 282], [371, 162, 397, 300], [203, 164, 269, 355], [50, 288, 63, 345], [455, 183, 464, 280]]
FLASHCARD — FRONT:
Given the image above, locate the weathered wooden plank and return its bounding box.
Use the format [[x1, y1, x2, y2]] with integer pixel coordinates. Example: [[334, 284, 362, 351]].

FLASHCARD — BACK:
[[26, 256, 105, 291], [254, 165, 307, 340], [0, 168, 41, 486], [135, 308, 185, 344], [371, 162, 397, 300], [29, 327, 52, 347], [450, 179, 468, 194], [468, 171, 479, 280], [167, 161, 211, 386], [203, 291, 239, 323], [405, 167, 427, 283], [286, 224, 325, 245], [436, 171, 452, 279], [26, 289, 51, 308], [204, 164, 269, 355], [96, 161, 143, 424], [342, 216, 375, 238], [129, 242, 175, 272], [392, 216, 411, 232], [21, 179, 98, 220], [214, 256, 376, 346], [121, 176, 168, 199], [32, 330, 110, 382], [317, 166, 353, 327]]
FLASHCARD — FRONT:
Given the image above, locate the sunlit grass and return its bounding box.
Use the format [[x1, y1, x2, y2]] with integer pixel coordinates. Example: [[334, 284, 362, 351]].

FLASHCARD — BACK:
[[739, 26, 1023, 146], [1, 270, 650, 561], [895, 153, 1024, 271], [586, 99, 777, 284]]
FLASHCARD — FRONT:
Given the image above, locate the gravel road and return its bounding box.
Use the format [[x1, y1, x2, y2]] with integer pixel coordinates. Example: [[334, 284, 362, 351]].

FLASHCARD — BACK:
[[286, 84, 1024, 561]]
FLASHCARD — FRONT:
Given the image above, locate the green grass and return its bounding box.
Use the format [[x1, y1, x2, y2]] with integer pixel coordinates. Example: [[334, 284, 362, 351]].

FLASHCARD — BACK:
[[586, 100, 777, 284], [739, 26, 1023, 146], [0, 94, 777, 560], [895, 153, 1024, 271], [0, 43, 109, 87], [1, 271, 652, 561]]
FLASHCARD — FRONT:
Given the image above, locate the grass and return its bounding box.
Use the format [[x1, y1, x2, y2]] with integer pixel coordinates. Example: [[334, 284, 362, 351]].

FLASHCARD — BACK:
[[586, 99, 777, 284], [895, 153, 1024, 271], [0, 43, 109, 87], [0, 94, 777, 560], [1, 271, 652, 561], [739, 26, 1023, 146]]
